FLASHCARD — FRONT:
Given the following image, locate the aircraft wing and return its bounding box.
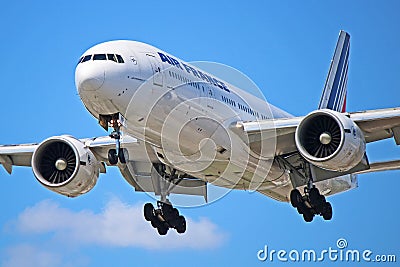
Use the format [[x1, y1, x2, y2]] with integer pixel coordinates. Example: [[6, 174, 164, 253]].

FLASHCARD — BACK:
[[0, 135, 207, 199], [0, 135, 142, 174], [0, 143, 37, 173], [236, 107, 400, 156], [355, 159, 400, 174], [350, 107, 400, 143]]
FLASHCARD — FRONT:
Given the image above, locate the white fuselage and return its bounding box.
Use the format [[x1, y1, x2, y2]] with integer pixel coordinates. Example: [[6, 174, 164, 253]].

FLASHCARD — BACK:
[[75, 40, 354, 202]]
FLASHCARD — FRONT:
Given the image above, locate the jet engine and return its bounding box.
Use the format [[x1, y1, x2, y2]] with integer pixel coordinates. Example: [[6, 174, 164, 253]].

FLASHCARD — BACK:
[[295, 109, 366, 172], [32, 135, 100, 197]]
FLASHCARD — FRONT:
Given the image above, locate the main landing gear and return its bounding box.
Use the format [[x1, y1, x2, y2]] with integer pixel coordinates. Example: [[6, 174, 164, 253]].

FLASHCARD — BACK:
[[144, 201, 186, 235], [290, 186, 332, 222], [143, 164, 188, 235]]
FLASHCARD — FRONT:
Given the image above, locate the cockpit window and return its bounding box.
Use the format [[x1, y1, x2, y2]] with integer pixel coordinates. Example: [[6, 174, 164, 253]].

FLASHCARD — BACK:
[[116, 54, 124, 63], [82, 55, 92, 62], [93, 54, 107, 60], [78, 54, 125, 64], [107, 54, 117, 62]]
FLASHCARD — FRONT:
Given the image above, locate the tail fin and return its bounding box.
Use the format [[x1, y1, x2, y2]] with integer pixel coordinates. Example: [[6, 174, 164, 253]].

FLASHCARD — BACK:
[[318, 30, 350, 112]]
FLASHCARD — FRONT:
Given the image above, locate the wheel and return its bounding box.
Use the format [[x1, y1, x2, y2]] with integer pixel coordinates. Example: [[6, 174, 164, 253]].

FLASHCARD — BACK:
[[118, 148, 126, 164], [309, 187, 320, 205], [296, 206, 304, 215], [296, 200, 307, 215], [108, 149, 118, 165], [322, 202, 333, 220], [161, 203, 173, 214], [144, 203, 154, 221], [290, 189, 302, 208], [302, 211, 314, 222], [151, 218, 159, 228], [175, 216, 186, 234], [165, 207, 179, 220], [172, 208, 179, 218], [165, 208, 180, 227], [168, 208, 180, 228], [157, 224, 169, 235], [162, 203, 177, 217], [315, 195, 327, 213]]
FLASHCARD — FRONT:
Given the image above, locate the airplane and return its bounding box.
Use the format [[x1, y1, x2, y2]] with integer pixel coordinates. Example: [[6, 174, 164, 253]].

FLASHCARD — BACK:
[[1, 30, 400, 235]]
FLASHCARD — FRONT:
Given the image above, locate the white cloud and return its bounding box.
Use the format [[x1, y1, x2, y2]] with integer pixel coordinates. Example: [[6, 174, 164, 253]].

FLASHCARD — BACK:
[[2, 244, 61, 267], [13, 198, 226, 250], [2, 244, 90, 267]]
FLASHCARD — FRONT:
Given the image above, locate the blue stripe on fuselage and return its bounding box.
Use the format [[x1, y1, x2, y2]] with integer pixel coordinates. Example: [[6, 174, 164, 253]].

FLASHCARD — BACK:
[[327, 33, 350, 111]]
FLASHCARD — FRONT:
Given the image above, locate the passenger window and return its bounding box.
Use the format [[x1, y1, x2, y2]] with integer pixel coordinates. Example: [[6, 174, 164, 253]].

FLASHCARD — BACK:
[[107, 54, 117, 62], [82, 55, 92, 62], [93, 54, 107, 60], [116, 54, 124, 63]]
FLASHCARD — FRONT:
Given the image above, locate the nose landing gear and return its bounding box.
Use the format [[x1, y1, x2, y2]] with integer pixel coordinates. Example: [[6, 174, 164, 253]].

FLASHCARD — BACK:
[[108, 129, 126, 165], [99, 113, 127, 165]]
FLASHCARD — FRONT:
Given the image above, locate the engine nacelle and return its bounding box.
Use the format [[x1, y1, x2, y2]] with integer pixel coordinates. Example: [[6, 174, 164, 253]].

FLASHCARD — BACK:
[[32, 135, 100, 197], [295, 109, 366, 172]]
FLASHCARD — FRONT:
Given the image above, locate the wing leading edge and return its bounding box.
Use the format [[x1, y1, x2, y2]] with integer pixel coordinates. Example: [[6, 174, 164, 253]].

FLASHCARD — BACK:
[[236, 107, 400, 175], [0, 135, 208, 200]]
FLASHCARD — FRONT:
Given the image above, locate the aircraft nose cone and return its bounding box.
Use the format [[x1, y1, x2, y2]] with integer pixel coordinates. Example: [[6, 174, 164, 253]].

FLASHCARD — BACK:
[[75, 65, 105, 91]]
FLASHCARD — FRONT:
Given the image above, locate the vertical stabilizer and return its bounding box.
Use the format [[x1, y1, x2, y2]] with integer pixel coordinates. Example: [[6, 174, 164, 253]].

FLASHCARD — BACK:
[[318, 30, 350, 112]]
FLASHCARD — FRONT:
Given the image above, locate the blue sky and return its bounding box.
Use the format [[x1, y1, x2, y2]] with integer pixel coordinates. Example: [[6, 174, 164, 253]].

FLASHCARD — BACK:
[[0, 1, 399, 266]]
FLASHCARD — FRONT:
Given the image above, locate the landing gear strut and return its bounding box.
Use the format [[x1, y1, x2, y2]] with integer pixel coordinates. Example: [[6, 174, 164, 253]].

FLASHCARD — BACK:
[[142, 164, 188, 235], [108, 129, 126, 165], [278, 155, 333, 222], [290, 186, 332, 222], [144, 201, 186, 235], [100, 113, 126, 165]]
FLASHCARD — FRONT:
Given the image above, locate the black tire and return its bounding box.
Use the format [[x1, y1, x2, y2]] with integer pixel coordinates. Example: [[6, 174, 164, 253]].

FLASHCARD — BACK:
[[315, 195, 327, 213], [309, 187, 320, 206], [108, 149, 118, 165], [151, 218, 159, 228], [322, 202, 333, 220], [157, 224, 169, 235], [166, 208, 180, 227], [118, 148, 126, 164], [309, 187, 327, 213], [290, 189, 302, 208], [303, 211, 314, 222], [161, 203, 173, 214], [172, 208, 179, 218], [296, 200, 308, 215], [176, 216, 186, 234], [296, 206, 304, 215], [144, 203, 154, 221]]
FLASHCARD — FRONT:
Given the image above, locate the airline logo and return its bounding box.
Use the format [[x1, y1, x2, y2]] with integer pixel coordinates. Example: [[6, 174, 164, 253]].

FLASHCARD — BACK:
[[157, 52, 230, 92]]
